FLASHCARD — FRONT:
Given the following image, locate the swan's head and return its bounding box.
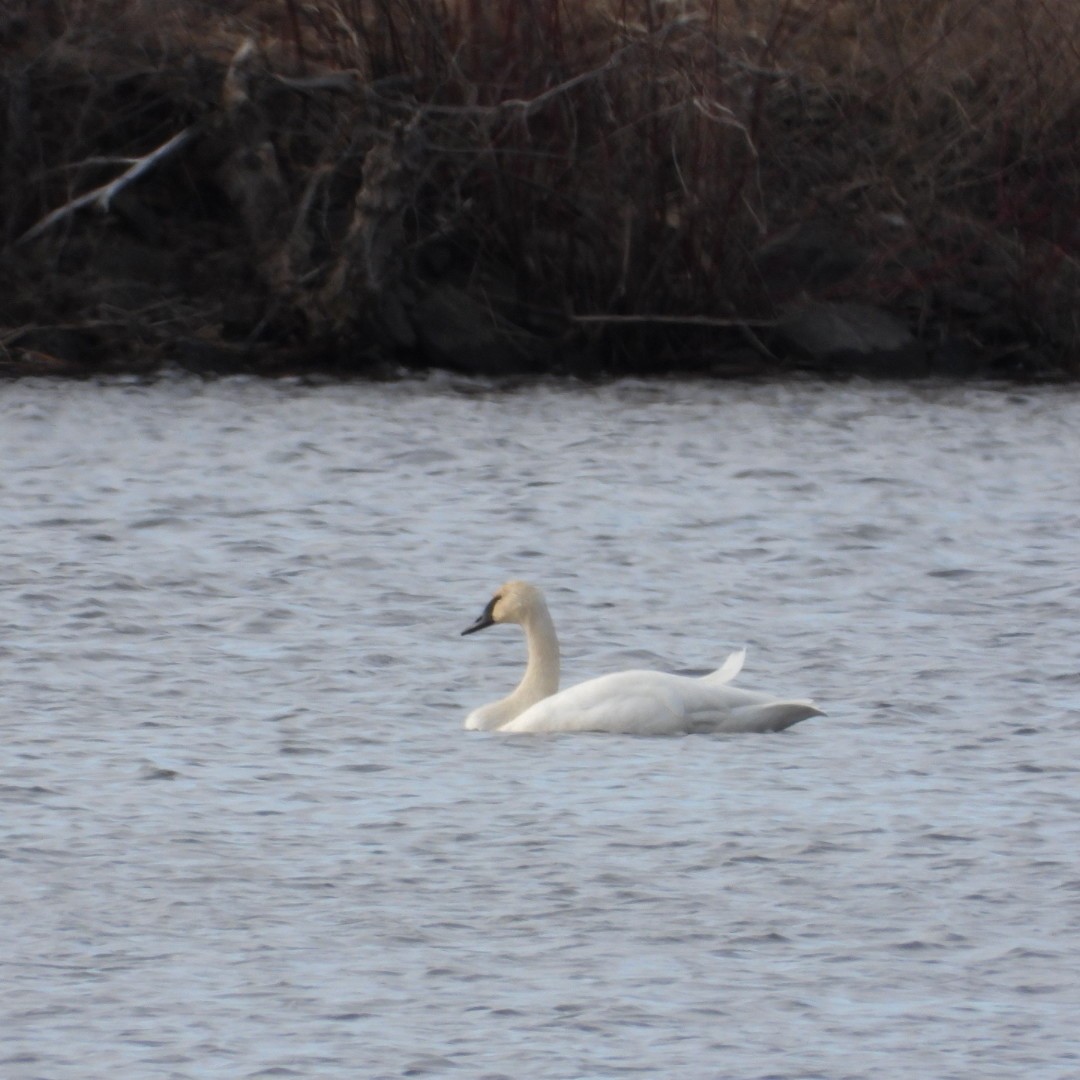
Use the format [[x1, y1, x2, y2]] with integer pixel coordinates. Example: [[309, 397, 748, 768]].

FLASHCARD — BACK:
[[462, 580, 544, 635]]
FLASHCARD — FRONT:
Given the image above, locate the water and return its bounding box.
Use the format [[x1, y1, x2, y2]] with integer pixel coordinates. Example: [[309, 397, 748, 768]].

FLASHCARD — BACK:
[[2, 375, 1078, 1079]]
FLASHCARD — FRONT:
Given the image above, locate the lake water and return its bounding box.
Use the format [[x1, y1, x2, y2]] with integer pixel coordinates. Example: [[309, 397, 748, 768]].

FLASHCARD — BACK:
[[2, 374, 1078, 1079]]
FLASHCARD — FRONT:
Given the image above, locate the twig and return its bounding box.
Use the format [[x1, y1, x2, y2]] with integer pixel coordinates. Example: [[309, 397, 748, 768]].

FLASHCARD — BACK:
[[419, 19, 694, 122], [500, 51, 627, 118], [15, 128, 194, 246]]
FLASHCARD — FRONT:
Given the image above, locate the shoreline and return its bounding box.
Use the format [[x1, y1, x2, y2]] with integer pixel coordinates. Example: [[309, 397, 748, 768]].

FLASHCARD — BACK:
[[2, 1, 1078, 382]]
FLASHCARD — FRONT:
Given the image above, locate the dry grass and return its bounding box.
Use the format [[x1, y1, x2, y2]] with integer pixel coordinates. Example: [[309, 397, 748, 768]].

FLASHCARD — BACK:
[[1, 0, 1078, 374]]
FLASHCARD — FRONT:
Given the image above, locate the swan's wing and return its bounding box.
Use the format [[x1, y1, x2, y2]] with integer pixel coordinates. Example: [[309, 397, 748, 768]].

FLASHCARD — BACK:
[[499, 670, 822, 736], [698, 648, 746, 686], [501, 672, 686, 736]]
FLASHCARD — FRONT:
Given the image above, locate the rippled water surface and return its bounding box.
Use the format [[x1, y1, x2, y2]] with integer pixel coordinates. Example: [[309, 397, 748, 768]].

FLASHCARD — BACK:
[[2, 375, 1079, 1079]]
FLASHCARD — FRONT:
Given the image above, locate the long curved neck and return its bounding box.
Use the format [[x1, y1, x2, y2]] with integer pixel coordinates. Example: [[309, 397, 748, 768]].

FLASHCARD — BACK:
[[511, 600, 560, 713]]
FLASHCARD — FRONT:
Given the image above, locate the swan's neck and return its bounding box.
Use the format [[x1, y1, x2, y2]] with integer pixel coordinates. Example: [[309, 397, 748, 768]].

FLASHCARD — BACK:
[[514, 602, 561, 711], [468, 602, 560, 730]]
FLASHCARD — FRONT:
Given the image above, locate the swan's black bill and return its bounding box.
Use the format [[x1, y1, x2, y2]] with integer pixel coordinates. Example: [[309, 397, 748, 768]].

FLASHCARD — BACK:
[[462, 596, 497, 636]]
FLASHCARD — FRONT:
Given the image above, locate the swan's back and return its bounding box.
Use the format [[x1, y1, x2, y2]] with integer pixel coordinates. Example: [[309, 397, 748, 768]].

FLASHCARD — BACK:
[[499, 669, 821, 736]]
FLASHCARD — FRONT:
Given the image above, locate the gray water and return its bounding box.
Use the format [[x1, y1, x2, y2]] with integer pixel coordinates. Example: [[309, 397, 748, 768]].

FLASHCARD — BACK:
[[2, 375, 1078, 1080]]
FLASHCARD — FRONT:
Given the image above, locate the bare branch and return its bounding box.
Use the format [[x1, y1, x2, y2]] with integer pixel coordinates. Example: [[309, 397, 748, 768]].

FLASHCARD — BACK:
[[419, 23, 691, 121], [16, 128, 194, 247]]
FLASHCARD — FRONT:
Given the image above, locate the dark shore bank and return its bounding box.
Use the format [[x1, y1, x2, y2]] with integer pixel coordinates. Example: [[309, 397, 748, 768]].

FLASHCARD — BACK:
[[2, 1, 1078, 381]]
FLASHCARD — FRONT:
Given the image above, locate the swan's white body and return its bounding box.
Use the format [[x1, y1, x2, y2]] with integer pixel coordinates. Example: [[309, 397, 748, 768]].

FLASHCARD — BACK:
[[462, 581, 822, 735]]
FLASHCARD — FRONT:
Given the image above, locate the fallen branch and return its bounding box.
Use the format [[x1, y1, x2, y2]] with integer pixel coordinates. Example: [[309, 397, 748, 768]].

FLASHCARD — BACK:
[[15, 128, 194, 246], [572, 313, 777, 327], [573, 312, 780, 362]]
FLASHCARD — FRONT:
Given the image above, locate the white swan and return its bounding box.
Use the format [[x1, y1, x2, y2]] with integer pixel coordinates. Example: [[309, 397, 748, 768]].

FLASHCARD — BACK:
[[461, 580, 822, 735]]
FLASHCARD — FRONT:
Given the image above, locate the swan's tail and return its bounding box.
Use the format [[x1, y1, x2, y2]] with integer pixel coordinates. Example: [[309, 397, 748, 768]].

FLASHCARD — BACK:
[[699, 648, 746, 686]]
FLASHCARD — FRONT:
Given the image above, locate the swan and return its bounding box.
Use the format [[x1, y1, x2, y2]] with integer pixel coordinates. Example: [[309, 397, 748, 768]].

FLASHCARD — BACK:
[[461, 580, 822, 735]]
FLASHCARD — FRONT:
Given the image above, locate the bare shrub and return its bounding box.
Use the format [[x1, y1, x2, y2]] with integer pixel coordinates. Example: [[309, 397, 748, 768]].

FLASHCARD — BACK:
[[1, 0, 1077, 375]]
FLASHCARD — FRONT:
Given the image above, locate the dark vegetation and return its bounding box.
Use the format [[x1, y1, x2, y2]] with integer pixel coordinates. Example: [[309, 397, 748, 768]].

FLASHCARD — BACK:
[[2, 0, 1079, 379]]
